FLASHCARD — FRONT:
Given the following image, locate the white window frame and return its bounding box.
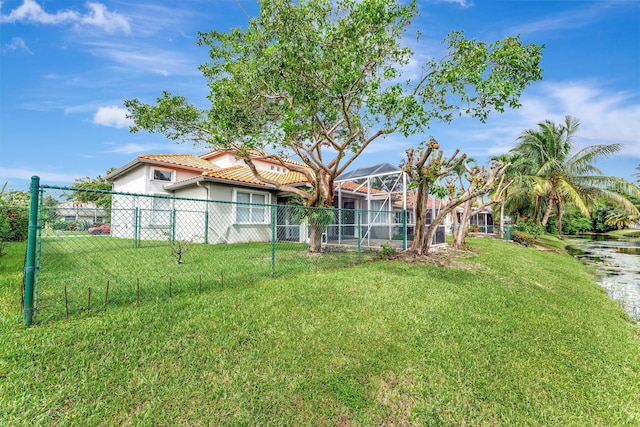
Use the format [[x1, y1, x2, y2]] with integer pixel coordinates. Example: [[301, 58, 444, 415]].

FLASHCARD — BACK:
[[151, 194, 172, 226], [233, 189, 271, 224], [152, 168, 173, 182], [370, 200, 390, 224]]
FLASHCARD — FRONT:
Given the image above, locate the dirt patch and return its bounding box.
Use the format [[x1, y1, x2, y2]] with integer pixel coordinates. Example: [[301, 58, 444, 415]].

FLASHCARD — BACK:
[[391, 245, 479, 269]]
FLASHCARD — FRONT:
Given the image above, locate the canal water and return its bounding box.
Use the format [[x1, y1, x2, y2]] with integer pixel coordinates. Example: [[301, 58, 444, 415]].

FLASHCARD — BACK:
[[565, 234, 640, 325]]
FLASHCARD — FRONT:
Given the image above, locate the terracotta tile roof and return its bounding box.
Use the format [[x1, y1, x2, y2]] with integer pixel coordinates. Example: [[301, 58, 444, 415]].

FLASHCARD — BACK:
[[392, 192, 441, 209], [202, 165, 308, 186], [200, 149, 307, 168], [139, 154, 220, 171]]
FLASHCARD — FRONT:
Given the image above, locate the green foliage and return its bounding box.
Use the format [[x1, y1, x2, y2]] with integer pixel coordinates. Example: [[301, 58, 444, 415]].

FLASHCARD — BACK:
[[378, 242, 396, 259], [0, 205, 29, 242], [50, 221, 73, 231], [68, 169, 115, 208], [592, 204, 618, 233], [74, 219, 93, 231], [513, 219, 543, 237], [506, 116, 639, 234], [547, 208, 592, 235], [512, 230, 534, 247], [0, 216, 10, 256], [126, 0, 543, 209], [1, 188, 29, 206], [0, 187, 30, 252], [41, 194, 61, 223], [289, 196, 335, 227]]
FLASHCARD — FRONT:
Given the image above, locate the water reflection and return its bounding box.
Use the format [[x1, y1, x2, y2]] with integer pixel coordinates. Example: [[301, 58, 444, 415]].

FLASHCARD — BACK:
[[565, 234, 640, 325]]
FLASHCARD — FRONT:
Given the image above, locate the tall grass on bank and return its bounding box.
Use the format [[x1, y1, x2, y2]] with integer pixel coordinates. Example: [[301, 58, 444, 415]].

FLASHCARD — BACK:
[[1, 238, 639, 425]]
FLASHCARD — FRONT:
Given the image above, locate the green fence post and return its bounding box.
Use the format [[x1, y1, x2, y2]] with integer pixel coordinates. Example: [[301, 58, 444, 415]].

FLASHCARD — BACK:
[[134, 207, 139, 248], [171, 208, 176, 243], [204, 209, 209, 245], [402, 209, 407, 251], [23, 176, 40, 326], [271, 205, 276, 276]]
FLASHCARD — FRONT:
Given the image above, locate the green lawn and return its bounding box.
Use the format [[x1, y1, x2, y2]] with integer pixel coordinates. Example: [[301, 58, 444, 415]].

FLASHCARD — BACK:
[[1, 238, 639, 425], [31, 235, 370, 322]]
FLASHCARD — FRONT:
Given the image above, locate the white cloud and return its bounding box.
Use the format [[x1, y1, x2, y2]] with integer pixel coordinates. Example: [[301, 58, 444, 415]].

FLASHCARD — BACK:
[[103, 142, 187, 155], [508, 2, 610, 36], [78, 2, 130, 33], [0, 167, 79, 183], [93, 106, 132, 128], [0, 0, 130, 33], [81, 41, 198, 77], [442, 80, 640, 159], [516, 82, 640, 153], [1, 36, 32, 54], [0, 0, 78, 24], [105, 143, 151, 154], [434, 0, 473, 8], [359, 80, 640, 170]]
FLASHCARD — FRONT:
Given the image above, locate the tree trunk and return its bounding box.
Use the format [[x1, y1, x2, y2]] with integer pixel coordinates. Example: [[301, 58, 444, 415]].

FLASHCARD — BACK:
[[422, 205, 454, 254], [556, 198, 564, 236], [540, 195, 555, 227], [306, 170, 335, 253], [410, 179, 429, 254], [500, 201, 505, 239], [451, 215, 459, 240], [308, 218, 324, 253], [452, 200, 473, 248]]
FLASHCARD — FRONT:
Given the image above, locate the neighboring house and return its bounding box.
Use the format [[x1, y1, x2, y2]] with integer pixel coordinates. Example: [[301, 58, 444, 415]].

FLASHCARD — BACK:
[[469, 209, 494, 233], [107, 150, 309, 243], [56, 201, 106, 224], [106, 150, 446, 246]]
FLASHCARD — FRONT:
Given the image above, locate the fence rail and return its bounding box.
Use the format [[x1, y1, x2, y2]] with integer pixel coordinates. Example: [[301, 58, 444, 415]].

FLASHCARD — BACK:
[[22, 177, 446, 324]]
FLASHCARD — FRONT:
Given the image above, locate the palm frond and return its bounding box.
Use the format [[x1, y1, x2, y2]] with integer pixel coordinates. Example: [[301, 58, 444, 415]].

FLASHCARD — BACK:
[[557, 179, 590, 217]]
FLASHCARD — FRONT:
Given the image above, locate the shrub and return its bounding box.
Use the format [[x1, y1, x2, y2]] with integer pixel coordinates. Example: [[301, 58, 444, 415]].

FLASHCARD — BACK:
[[170, 239, 192, 264], [0, 205, 29, 241], [75, 219, 93, 231], [513, 220, 543, 237], [378, 242, 396, 259], [51, 221, 71, 231], [548, 215, 592, 235], [512, 230, 535, 247], [0, 215, 10, 256]]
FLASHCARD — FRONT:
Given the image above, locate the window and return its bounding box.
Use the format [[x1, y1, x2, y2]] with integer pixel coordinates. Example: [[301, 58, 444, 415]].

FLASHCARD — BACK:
[[370, 201, 390, 224], [235, 191, 268, 223], [153, 169, 172, 182], [152, 196, 171, 225]]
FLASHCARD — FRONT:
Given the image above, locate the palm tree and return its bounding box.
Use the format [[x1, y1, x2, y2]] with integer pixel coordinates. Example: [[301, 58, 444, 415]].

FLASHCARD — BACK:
[[490, 152, 540, 229], [509, 116, 638, 235]]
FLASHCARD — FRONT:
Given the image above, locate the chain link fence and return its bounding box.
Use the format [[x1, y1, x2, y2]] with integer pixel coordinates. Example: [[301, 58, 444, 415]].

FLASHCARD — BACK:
[[23, 181, 445, 323]]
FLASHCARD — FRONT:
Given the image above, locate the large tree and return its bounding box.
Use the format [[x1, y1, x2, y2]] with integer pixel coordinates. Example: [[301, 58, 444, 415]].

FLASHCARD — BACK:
[[509, 116, 639, 235], [125, 0, 543, 251], [69, 168, 116, 209], [404, 145, 509, 254]]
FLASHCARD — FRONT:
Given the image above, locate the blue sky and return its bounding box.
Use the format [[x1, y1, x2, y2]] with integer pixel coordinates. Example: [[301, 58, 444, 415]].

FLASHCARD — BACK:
[[1, 0, 639, 192]]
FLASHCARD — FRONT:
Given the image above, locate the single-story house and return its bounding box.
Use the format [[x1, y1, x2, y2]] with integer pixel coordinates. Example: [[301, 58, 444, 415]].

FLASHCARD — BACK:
[[55, 201, 107, 224], [106, 150, 446, 246]]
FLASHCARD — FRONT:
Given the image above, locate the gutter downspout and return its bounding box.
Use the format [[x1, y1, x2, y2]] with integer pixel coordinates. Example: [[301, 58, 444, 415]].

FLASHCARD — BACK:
[[196, 180, 210, 244]]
